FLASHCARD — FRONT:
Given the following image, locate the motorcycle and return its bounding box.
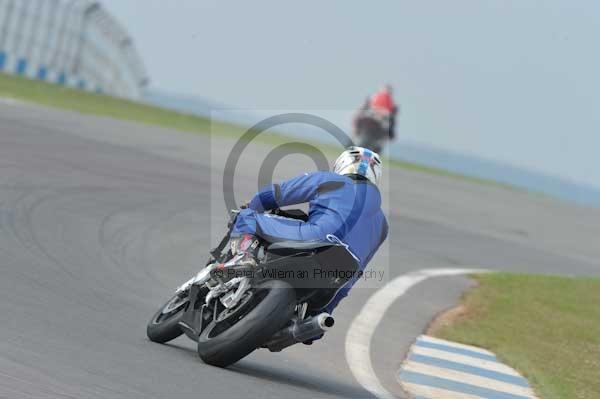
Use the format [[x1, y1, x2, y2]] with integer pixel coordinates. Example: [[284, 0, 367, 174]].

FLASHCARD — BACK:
[[146, 208, 359, 367], [353, 108, 391, 154]]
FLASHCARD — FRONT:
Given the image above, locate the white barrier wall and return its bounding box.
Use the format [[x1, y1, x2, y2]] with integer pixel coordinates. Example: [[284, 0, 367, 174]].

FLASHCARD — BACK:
[[0, 0, 148, 99]]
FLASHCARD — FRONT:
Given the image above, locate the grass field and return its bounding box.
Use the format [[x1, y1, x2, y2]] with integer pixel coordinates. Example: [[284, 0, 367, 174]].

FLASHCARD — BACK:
[[0, 72, 505, 185], [0, 72, 224, 134], [432, 273, 600, 399]]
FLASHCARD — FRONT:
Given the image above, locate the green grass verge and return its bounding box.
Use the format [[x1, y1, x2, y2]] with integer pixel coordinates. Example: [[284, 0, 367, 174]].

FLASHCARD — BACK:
[[0, 72, 505, 186], [433, 273, 600, 399], [0, 72, 228, 134]]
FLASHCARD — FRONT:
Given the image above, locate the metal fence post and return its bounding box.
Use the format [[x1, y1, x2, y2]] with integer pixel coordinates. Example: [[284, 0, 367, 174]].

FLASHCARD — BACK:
[[37, 0, 60, 80], [49, 0, 77, 84], [71, 1, 99, 76], [0, 0, 15, 70]]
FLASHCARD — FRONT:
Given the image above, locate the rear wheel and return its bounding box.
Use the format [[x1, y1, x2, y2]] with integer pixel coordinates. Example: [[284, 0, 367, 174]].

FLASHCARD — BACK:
[[355, 117, 386, 153], [197, 280, 296, 367], [146, 293, 189, 343]]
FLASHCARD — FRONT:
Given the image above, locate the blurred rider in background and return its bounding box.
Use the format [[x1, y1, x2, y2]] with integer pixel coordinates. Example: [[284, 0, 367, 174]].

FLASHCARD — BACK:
[[354, 85, 399, 152]]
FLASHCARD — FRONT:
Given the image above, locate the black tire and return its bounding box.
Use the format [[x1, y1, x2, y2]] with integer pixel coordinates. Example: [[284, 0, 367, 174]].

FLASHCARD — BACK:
[[356, 130, 383, 154], [197, 280, 296, 368], [146, 294, 188, 343], [355, 117, 386, 153]]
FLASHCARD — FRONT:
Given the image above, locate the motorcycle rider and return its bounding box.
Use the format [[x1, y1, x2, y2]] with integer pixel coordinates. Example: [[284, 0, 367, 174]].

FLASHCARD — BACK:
[[224, 146, 388, 316], [356, 84, 399, 141]]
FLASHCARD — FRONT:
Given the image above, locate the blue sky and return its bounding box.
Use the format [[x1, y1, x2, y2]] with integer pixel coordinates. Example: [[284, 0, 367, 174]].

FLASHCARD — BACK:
[[102, 0, 600, 188]]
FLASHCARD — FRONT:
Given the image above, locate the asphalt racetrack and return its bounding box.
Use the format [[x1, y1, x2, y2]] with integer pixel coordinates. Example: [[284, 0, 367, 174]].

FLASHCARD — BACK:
[[1, 101, 600, 398]]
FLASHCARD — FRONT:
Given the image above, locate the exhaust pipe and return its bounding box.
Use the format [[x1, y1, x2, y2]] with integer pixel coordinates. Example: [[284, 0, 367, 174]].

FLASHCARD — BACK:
[[265, 313, 335, 352]]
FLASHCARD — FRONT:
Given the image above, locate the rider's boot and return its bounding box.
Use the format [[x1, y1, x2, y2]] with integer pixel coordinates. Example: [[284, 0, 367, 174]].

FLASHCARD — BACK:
[[224, 234, 260, 270]]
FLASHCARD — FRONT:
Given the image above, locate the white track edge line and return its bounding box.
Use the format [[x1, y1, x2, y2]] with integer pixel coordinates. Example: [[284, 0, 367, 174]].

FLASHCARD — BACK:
[[344, 268, 488, 399]]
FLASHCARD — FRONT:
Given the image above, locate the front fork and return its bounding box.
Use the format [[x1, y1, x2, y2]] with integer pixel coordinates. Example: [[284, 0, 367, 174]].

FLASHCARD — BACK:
[[208, 209, 239, 263], [178, 283, 210, 340], [178, 209, 244, 340]]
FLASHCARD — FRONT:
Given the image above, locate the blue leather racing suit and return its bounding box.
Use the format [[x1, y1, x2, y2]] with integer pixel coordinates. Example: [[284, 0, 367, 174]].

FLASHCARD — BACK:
[[232, 171, 388, 314]]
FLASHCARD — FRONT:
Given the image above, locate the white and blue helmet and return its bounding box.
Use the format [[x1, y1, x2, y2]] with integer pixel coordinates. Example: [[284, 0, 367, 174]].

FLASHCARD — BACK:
[[333, 146, 382, 186]]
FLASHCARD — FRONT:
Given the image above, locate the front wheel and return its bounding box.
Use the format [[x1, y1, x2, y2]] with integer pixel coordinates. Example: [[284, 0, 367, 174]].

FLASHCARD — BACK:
[[146, 293, 189, 343], [197, 280, 296, 367]]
